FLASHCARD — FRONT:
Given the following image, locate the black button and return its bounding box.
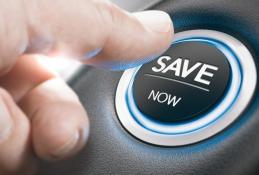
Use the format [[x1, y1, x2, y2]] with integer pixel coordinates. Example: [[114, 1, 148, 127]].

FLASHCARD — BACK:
[[132, 41, 230, 123]]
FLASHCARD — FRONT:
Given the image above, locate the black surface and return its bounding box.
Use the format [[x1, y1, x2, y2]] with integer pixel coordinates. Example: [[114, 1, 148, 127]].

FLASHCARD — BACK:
[[133, 41, 230, 123], [40, 0, 259, 175]]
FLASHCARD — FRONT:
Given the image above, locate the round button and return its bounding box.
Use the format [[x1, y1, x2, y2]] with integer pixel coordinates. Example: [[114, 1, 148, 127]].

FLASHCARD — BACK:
[[133, 41, 230, 123], [115, 30, 257, 146]]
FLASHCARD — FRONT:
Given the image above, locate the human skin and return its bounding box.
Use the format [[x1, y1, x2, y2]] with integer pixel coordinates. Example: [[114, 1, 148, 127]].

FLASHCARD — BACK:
[[0, 0, 173, 174]]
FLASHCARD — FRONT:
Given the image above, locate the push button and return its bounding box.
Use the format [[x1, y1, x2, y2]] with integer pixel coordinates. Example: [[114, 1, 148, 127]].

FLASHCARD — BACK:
[[133, 41, 230, 123], [116, 30, 256, 146]]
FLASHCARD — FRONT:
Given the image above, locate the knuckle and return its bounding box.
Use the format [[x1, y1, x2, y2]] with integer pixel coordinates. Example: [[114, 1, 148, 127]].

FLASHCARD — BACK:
[[91, 0, 131, 53], [0, 88, 12, 102], [93, 0, 124, 26]]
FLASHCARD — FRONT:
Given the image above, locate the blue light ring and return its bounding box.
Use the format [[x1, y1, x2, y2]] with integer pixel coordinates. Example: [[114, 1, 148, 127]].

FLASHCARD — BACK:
[[125, 38, 242, 135]]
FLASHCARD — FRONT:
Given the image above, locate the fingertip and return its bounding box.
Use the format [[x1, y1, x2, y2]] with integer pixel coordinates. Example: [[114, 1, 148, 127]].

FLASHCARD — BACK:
[[32, 102, 89, 161], [84, 10, 174, 69]]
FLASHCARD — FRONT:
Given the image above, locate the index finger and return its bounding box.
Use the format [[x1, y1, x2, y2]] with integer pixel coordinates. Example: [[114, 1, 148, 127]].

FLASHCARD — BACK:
[[0, 0, 174, 72]]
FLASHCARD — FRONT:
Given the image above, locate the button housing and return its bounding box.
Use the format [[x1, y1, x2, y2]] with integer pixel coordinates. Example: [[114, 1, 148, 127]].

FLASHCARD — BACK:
[[115, 30, 257, 146]]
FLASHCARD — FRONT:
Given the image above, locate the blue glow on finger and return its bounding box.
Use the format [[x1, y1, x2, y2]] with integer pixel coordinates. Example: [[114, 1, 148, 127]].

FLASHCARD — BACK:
[[97, 54, 161, 71], [84, 48, 102, 60]]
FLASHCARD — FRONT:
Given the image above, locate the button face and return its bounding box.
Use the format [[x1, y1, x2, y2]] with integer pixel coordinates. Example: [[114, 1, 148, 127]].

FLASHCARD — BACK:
[[133, 41, 230, 123]]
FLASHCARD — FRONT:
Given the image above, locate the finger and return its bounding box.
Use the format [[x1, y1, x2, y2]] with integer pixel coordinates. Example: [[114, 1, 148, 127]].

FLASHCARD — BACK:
[[0, 55, 55, 102], [86, 10, 174, 70], [0, 0, 173, 74], [24, 0, 173, 68], [0, 54, 89, 161], [19, 78, 89, 161], [0, 88, 37, 175]]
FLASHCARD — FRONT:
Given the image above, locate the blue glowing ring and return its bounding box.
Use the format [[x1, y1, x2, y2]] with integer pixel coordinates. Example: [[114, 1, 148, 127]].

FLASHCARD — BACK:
[[126, 38, 241, 134]]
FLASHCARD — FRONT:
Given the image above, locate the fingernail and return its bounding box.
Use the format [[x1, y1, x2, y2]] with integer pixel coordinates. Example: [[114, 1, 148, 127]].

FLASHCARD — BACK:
[[0, 100, 13, 142], [134, 10, 172, 33], [51, 131, 80, 159]]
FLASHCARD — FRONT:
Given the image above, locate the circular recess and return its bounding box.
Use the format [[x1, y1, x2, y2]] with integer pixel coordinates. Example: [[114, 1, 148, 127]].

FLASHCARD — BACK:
[[115, 30, 257, 146]]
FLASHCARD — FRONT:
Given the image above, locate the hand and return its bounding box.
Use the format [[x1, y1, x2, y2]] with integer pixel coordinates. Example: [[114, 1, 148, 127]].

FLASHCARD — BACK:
[[0, 0, 173, 174]]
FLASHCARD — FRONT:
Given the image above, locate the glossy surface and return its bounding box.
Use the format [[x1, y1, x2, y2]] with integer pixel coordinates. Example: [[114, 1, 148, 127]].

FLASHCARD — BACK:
[[133, 41, 230, 123]]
